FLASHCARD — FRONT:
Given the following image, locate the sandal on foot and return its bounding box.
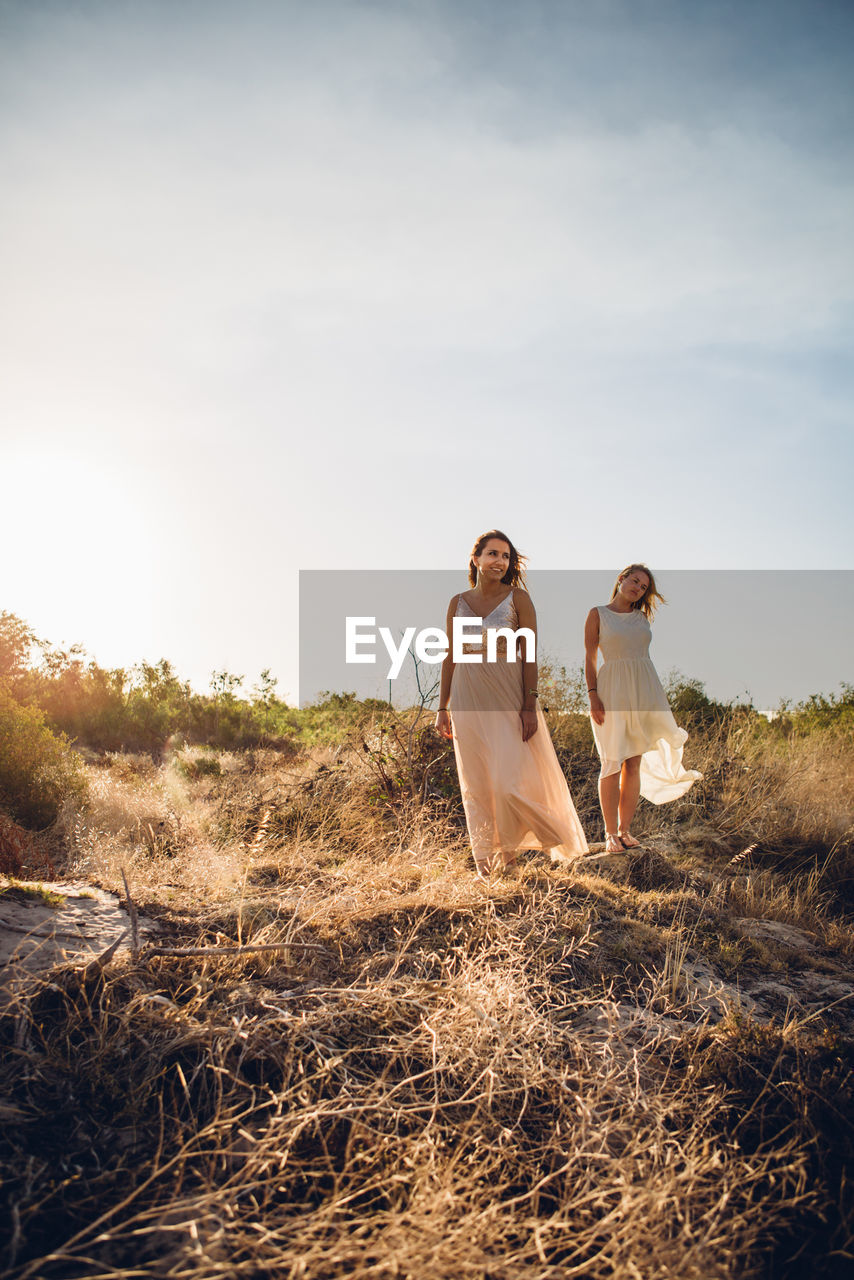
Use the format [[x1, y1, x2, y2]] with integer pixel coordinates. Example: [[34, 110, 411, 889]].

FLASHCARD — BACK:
[[605, 833, 625, 853], [618, 830, 641, 848]]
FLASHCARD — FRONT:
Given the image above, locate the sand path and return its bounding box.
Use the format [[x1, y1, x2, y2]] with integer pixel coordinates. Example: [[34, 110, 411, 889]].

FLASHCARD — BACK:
[[0, 879, 151, 994]]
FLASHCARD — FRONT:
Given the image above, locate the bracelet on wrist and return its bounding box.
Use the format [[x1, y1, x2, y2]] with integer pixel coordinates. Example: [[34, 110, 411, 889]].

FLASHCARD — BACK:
[[587, 688, 597, 694]]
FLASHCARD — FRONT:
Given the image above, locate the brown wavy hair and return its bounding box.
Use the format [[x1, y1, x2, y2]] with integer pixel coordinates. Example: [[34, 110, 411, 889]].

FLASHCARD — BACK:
[[610, 563, 665, 619], [468, 530, 528, 589]]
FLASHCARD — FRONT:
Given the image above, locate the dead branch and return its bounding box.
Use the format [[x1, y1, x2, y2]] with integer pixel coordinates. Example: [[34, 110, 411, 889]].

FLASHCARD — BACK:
[[144, 941, 329, 958]]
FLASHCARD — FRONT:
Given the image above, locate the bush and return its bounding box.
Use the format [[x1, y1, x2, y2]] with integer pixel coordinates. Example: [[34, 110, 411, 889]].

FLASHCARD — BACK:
[[289, 691, 390, 745], [774, 683, 854, 739], [175, 751, 223, 780], [0, 689, 86, 828], [663, 672, 735, 728]]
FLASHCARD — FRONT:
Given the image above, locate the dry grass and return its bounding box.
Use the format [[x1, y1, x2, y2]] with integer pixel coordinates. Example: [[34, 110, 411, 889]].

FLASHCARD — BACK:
[[1, 735, 853, 1278], [1, 893, 839, 1280], [641, 719, 852, 854]]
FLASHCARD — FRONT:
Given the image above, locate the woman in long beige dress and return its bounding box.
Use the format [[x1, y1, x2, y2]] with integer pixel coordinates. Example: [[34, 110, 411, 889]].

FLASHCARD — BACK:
[[435, 530, 588, 876], [585, 564, 702, 853]]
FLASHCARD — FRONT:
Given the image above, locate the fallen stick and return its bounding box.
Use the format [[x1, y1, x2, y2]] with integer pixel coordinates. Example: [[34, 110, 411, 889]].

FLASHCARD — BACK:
[[145, 941, 328, 958], [120, 865, 140, 959], [577, 849, 629, 861], [82, 932, 128, 979]]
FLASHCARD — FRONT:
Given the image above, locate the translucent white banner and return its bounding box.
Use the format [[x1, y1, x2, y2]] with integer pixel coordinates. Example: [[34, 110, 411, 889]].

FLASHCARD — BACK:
[[299, 570, 853, 711]]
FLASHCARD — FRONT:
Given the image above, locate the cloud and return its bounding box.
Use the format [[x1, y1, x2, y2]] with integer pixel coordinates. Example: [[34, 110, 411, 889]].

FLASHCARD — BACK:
[[3, 7, 851, 385], [0, 0, 851, 671]]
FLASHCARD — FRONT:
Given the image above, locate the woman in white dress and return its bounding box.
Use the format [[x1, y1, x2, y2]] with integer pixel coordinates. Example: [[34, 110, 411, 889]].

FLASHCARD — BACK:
[[585, 564, 702, 853], [436, 530, 588, 876]]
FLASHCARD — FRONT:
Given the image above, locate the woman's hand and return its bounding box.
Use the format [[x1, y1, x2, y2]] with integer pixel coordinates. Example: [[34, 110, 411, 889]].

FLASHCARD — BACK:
[[589, 692, 605, 726], [435, 708, 453, 739], [520, 708, 538, 742]]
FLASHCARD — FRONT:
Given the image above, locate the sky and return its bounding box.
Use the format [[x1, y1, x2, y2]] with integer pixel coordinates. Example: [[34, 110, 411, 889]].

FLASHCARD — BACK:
[[1, 0, 852, 703]]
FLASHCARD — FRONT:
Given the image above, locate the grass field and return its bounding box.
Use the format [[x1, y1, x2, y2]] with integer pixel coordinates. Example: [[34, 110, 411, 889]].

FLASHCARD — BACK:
[[1, 711, 852, 1278]]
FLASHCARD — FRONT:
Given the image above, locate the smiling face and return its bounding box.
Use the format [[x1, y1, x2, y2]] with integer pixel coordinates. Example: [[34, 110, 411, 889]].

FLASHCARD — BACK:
[[472, 538, 511, 584], [467, 528, 526, 589]]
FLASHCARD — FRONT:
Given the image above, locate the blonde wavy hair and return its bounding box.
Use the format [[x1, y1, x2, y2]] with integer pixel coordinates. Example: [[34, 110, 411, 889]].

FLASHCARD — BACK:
[[610, 563, 665, 619]]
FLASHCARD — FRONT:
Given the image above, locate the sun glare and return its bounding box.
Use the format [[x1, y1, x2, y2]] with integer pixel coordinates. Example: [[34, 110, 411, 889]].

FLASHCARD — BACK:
[[3, 447, 161, 663]]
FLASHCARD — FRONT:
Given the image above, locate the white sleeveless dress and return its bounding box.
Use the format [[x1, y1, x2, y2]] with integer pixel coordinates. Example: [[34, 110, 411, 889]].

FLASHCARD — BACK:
[[591, 605, 702, 804], [449, 592, 588, 861]]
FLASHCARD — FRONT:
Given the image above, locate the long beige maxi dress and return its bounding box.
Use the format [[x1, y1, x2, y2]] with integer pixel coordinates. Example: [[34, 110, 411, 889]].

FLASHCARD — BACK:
[[450, 592, 588, 862], [591, 605, 702, 804]]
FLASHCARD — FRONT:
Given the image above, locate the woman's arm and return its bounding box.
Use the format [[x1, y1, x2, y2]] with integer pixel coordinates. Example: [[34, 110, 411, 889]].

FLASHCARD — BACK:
[[584, 607, 605, 726], [434, 595, 460, 739], [514, 589, 539, 742]]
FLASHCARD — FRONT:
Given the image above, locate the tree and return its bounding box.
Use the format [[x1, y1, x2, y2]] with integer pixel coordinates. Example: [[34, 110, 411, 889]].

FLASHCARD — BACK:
[[0, 688, 85, 827], [252, 668, 279, 731], [0, 611, 39, 692]]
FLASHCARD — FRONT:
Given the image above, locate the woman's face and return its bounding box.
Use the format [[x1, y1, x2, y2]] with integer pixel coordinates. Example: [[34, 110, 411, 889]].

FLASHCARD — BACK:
[[473, 539, 511, 582], [618, 568, 650, 603]]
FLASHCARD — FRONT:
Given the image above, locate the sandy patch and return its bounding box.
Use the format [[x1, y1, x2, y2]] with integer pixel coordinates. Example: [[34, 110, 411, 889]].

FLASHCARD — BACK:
[[0, 878, 152, 992]]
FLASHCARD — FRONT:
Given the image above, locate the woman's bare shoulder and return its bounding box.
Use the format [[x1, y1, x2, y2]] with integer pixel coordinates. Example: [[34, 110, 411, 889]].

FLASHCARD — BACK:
[[512, 588, 536, 623], [584, 606, 601, 636]]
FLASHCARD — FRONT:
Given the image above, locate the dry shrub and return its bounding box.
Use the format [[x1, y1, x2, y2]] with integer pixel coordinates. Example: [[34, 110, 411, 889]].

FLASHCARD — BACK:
[[713, 729, 853, 850], [548, 713, 602, 835], [100, 751, 160, 781], [5, 742, 851, 1278], [59, 759, 243, 909], [58, 747, 470, 927], [614, 720, 854, 911], [694, 729, 854, 926], [211, 738, 464, 866], [624, 847, 687, 891], [0, 814, 35, 876], [73, 768, 173, 838], [1, 881, 843, 1280]]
